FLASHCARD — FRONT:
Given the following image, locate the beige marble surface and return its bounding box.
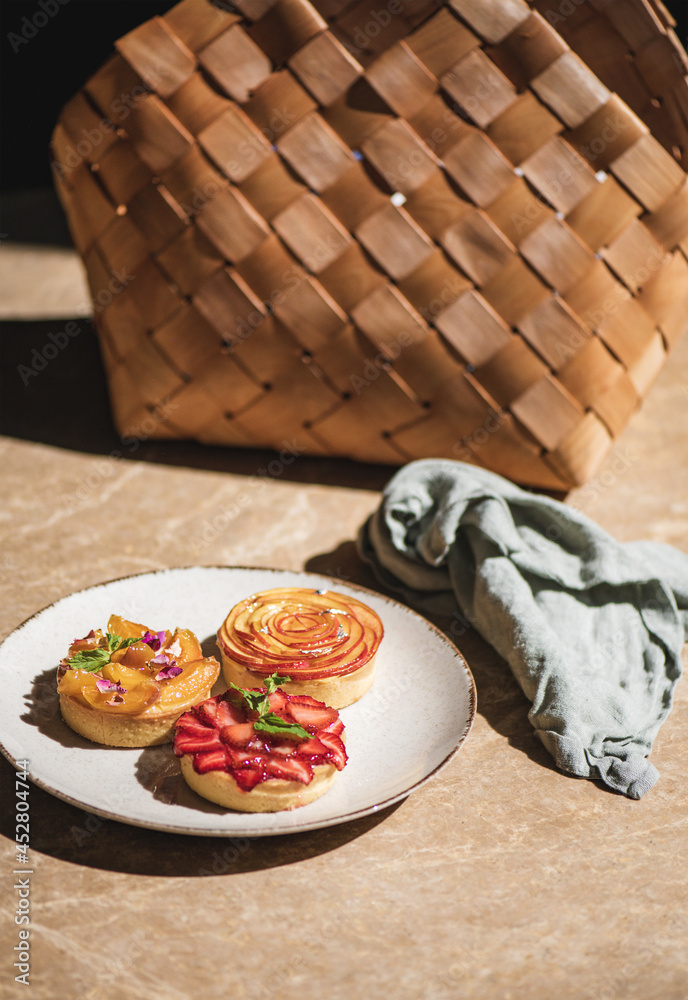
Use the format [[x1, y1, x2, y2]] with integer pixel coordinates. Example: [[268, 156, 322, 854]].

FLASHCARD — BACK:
[[1, 326, 687, 999]]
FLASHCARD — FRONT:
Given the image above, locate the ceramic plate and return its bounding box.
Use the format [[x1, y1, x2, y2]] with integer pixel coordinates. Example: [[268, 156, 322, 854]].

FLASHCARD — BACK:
[[0, 567, 475, 837]]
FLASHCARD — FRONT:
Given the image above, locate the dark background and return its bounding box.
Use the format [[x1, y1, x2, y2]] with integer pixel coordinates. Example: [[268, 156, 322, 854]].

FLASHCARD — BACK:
[[1, 1, 171, 194], [1, 0, 688, 195]]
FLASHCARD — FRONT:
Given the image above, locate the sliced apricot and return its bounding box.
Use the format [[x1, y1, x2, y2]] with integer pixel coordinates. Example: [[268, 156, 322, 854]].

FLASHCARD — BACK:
[[58, 668, 160, 714], [81, 676, 160, 714], [107, 614, 148, 641], [68, 629, 104, 656], [165, 628, 203, 663], [155, 657, 219, 710], [111, 640, 156, 669], [100, 662, 151, 688], [58, 669, 99, 700]]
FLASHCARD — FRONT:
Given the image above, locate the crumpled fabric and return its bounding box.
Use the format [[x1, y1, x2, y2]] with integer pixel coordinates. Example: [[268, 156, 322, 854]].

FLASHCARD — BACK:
[[358, 460, 688, 799]]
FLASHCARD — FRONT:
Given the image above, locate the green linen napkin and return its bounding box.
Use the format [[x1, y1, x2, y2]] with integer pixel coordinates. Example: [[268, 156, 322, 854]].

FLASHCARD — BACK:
[[358, 459, 688, 799]]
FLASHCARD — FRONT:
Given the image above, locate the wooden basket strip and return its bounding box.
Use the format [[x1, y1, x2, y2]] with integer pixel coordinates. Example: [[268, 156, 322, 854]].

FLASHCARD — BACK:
[[51, 0, 688, 489]]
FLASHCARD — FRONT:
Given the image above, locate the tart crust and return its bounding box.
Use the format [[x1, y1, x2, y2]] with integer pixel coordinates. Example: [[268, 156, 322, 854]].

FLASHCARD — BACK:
[[219, 651, 376, 710], [180, 754, 339, 812], [59, 679, 217, 748]]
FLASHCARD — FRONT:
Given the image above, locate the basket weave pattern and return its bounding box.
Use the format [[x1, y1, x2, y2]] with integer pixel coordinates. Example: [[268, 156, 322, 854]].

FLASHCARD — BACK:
[[52, 0, 688, 487]]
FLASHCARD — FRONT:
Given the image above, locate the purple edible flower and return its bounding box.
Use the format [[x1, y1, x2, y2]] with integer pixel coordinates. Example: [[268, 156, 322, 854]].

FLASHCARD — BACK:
[[142, 630, 166, 652], [150, 652, 171, 665], [155, 663, 182, 681], [73, 629, 96, 644], [96, 677, 127, 694]]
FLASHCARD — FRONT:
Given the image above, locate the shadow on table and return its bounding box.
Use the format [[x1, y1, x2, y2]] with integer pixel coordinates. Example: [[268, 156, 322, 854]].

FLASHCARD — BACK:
[[0, 316, 395, 493], [0, 751, 400, 875]]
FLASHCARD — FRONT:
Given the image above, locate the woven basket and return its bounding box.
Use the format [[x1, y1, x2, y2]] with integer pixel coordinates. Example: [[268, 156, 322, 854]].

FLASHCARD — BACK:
[[52, 0, 688, 488]]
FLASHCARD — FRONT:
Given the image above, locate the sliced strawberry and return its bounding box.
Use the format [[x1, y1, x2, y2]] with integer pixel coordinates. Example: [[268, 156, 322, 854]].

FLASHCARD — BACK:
[[268, 689, 289, 713], [286, 698, 339, 731], [285, 694, 324, 708], [175, 714, 214, 736], [220, 722, 255, 749], [233, 764, 265, 791], [268, 739, 299, 757], [324, 718, 345, 738], [318, 731, 347, 770], [196, 700, 218, 725], [264, 755, 313, 784], [216, 697, 246, 727], [294, 736, 328, 759], [192, 749, 231, 774], [174, 731, 224, 756], [224, 747, 263, 768]]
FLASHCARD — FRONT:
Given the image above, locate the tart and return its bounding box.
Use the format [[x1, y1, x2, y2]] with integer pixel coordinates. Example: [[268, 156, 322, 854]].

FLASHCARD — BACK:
[[57, 614, 220, 747], [217, 587, 384, 709], [174, 677, 347, 812]]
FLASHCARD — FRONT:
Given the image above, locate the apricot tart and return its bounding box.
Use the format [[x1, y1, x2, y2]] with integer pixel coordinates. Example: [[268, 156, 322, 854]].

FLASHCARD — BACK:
[[217, 587, 383, 709], [57, 614, 220, 747], [174, 675, 347, 812]]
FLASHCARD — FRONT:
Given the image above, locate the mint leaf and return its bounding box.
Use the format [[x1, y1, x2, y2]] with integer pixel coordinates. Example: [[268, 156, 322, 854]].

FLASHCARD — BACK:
[[69, 633, 139, 672], [265, 674, 291, 695], [68, 648, 111, 672], [228, 683, 268, 714], [253, 713, 309, 740], [228, 673, 293, 717], [106, 633, 139, 653]]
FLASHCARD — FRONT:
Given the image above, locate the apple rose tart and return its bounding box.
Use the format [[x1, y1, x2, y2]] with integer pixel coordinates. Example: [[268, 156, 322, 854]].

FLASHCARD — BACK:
[[217, 587, 384, 709], [57, 614, 220, 747], [175, 674, 347, 812]]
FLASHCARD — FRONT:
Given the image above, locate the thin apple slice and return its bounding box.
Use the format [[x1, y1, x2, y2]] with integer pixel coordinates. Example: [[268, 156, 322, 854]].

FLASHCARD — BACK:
[[218, 587, 383, 678]]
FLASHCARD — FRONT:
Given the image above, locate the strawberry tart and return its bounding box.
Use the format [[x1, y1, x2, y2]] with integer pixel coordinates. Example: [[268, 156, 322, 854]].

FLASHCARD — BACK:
[[174, 675, 347, 812], [57, 614, 220, 747], [217, 587, 384, 709]]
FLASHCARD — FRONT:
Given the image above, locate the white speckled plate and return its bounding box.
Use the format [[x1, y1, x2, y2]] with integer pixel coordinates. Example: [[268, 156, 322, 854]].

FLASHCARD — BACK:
[[0, 567, 475, 837]]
